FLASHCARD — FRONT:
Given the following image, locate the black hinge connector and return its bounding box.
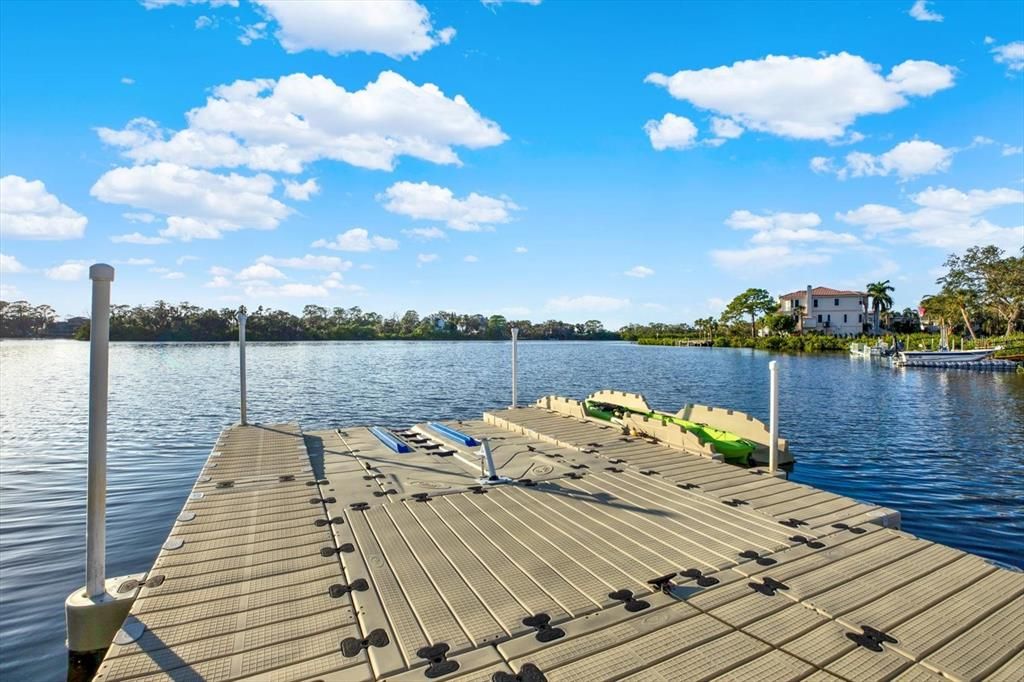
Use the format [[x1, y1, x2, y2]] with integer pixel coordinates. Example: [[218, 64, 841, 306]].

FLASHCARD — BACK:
[[608, 589, 650, 612], [846, 625, 898, 651], [328, 579, 368, 598], [738, 550, 777, 566], [340, 628, 389, 657], [749, 576, 789, 596], [789, 535, 826, 549], [522, 613, 565, 643], [679, 568, 720, 587], [492, 663, 547, 682], [418, 642, 460, 678]]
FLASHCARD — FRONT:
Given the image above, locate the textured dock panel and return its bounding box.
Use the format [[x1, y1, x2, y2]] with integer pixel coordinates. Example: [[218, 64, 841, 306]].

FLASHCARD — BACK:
[[99, 409, 1023, 682], [95, 424, 373, 682]]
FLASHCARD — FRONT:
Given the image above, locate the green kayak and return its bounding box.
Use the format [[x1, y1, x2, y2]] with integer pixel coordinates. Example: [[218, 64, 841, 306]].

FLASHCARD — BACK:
[[584, 400, 756, 465]]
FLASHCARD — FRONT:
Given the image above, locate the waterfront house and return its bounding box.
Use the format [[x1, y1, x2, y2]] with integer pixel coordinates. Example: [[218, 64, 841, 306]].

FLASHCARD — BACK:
[[779, 286, 869, 336]]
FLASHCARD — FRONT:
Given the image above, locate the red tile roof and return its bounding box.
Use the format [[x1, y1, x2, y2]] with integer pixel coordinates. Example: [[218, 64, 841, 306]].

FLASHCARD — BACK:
[[779, 287, 865, 300]]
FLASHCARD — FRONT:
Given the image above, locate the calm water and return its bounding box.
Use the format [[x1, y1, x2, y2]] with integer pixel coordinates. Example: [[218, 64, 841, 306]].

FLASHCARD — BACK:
[[1, 339, 1022, 679]]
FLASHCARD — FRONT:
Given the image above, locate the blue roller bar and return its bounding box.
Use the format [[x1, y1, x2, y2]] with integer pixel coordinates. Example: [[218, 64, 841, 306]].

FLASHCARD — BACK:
[[370, 426, 412, 453], [426, 422, 480, 447]]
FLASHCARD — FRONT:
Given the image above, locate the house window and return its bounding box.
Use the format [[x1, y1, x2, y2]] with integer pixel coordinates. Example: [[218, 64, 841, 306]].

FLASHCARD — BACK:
[[813, 299, 818, 308], [827, 314, 831, 322], [817, 314, 822, 323], [859, 314, 862, 322], [844, 314, 848, 323], [834, 298, 839, 306]]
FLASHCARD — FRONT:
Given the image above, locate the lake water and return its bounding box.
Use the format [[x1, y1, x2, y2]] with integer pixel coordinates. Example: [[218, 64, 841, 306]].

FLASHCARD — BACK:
[[1, 339, 1022, 680]]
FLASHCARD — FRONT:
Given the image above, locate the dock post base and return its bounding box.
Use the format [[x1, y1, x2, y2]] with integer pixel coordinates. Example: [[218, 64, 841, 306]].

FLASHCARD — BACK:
[[65, 573, 144, 655]]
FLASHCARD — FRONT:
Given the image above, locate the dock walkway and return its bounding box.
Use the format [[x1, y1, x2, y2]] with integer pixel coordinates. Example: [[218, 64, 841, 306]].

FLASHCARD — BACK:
[[94, 403, 1023, 682]]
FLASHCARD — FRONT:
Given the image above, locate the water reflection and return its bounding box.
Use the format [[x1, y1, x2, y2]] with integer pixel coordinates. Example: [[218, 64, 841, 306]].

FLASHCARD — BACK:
[[1, 339, 1022, 679]]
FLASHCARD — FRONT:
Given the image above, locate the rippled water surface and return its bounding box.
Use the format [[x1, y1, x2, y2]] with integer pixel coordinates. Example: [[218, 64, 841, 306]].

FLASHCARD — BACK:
[[1, 339, 1022, 679]]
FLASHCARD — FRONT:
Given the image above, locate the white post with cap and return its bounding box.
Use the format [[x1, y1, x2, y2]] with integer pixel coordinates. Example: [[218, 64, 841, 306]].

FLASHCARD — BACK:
[[86, 264, 114, 599], [511, 327, 519, 408], [237, 312, 247, 426], [66, 264, 145, 659], [768, 360, 779, 475]]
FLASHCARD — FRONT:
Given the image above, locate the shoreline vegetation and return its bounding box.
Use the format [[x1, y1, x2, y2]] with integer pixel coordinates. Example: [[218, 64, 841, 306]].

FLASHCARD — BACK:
[[2, 246, 1019, 351]]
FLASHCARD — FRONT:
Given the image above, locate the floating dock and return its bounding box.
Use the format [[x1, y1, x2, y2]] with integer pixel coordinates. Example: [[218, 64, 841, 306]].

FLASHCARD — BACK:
[[894, 359, 1020, 371], [93, 398, 1024, 682]]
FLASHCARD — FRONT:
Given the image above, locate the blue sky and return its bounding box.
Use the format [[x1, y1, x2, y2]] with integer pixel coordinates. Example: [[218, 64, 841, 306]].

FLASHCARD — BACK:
[[1, 0, 1022, 327]]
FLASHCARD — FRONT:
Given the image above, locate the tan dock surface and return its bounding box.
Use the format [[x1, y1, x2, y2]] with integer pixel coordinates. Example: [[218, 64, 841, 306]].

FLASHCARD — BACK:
[[95, 403, 1024, 682]]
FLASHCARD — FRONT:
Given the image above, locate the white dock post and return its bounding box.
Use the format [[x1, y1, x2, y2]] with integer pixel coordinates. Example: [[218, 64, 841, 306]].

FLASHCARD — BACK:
[[86, 264, 114, 599], [768, 360, 779, 475], [478, 438, 511, 485], [481, 438, 499, 481], [510, 327, 519, 408], [237, 312, 247, 426], [66, 264, 143, 660]]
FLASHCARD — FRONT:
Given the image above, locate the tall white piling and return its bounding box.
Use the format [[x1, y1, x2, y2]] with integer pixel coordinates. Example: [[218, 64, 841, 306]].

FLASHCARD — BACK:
[[237, 312, 247, 426], [768, 360, 779, 475], [511, 327, 519, 408], [66, 264, 144, 659], [86, 264, 114, 599]]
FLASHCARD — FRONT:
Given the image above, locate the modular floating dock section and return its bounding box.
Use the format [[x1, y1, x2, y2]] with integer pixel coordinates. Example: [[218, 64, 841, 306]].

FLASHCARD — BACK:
[[92, 396, 1024, 682]]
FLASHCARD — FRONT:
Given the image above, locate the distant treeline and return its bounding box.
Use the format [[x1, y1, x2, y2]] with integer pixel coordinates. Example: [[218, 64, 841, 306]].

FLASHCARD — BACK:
[[0, 300, 620, 342]]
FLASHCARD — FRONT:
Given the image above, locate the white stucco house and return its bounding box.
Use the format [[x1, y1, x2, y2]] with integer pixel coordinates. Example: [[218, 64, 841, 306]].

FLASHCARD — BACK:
[[779, 286, 869, 336]]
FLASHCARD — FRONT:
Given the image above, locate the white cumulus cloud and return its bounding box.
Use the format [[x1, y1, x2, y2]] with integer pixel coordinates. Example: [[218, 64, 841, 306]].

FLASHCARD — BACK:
[[417, 253, 439, 265], [45, 260, 89, 281], [110, 232, 169, 245], [204, 275, 232, 288], [837, 186, 1024, 250], [645, 52, 955, 141], [0, 253, 27, 274], [1, 175, 88, 240], [991, 41, 1024, 73], [282, 178, 320, 201], [90, 163, 290, 241], [643, 113, 698, 150], [403, 226, 446, 240], [463, 255, 479, 263], [256, 254, 351, 271], [812, 139, 954, 180], [96, 72, 506, 173], [710, 116, 744, 139], [379, 181, 519, 231], [909, 1, 943, 22], [236, 263, 286, 280], [624, 265, 655, 278], [312, 228, 399, 252], [252, 0, 454, 59], [726, 210, 822, 231]]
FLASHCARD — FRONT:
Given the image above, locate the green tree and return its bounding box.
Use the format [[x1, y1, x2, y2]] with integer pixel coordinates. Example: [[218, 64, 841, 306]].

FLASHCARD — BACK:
[[866, 280, 895, 333], [720, 288, 777, 339], [941, 245, 1024, 337]]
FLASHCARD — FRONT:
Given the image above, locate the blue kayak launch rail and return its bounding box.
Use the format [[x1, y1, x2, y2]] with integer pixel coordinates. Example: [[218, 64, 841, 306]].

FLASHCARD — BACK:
[[370, 426, 412, 453], [426, 422, 480, 447]]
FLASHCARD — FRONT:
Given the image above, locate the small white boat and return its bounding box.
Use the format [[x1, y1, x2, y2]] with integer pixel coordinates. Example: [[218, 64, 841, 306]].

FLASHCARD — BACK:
[[895, 328, 1000, 365], [850, 341, 893, 358], [897, 348, 999, 364]]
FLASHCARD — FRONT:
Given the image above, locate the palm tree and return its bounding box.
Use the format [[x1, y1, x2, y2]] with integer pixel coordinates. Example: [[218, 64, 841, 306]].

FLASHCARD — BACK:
[[866, 280, 895, 334]]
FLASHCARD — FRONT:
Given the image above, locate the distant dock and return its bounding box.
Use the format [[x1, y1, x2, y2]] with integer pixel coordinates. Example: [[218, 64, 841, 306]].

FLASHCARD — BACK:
[[91, 398, 1023, 682]]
